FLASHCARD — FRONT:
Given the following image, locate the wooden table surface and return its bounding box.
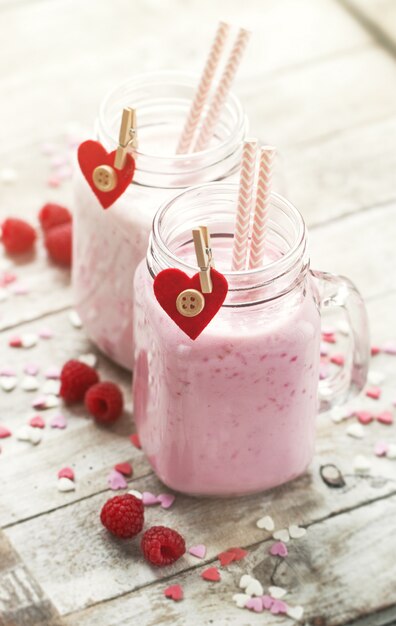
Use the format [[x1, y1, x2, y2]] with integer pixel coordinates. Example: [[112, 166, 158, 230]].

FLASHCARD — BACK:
[[1, 1, 396, 625]]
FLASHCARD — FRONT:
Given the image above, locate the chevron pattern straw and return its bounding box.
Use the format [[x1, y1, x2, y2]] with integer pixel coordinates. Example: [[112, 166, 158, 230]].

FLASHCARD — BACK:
[[248, 147, 276, 269], [176, 22, 230, 154], [231, 140, 258, 271], [193, 27, 251, 152]]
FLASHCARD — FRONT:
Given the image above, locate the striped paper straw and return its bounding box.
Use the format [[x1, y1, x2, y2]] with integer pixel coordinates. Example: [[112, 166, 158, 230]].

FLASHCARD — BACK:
[[248, 146, 276, 269], [231, 139, 258, 271], [193, 27, 251, 153], [176, 21, 230, 154]]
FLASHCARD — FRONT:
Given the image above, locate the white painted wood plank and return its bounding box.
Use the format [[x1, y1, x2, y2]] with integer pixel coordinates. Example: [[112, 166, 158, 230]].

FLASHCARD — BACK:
[[344, 0, 396, 49], [62, 495, 396, 626]]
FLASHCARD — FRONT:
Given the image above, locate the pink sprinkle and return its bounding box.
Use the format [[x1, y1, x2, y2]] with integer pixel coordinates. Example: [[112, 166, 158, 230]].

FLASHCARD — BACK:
[[188, 544, 207, 559], [0, 366, 17, 377], [330, 354, 345, 366], [39, 328, 53, 339], [24, 363, 40, 376], [9, 335, 22, 348], [374, 441, 389, 457], [381, 341, 396, 355], [157, 493, 175, 509], [50, 413, 67, 429], [271, 599, 288, 615], [262, 595, 274, 610], [58, 467, 75, 480], [45, 366, 61, 379], [320, 342, 329, 356], [10, 283, 29, 296], [142, 491, 160, 506], [47, 175, 61, 188], [107, 469, 128, 490], [246, 597, 263, 613], [0, 271, 17, 287], [366, 386, 381, 400], [356, 411, 374, 425], [377, 411, 393, 425], [322, 333, 336, 344], [269, 541, 288, 558], [29, 415, 45, 429], [371, 346, 380, 356], [319, 362, 329, 380], [0, 426, 11, 438], [32, 396, 47, 409]]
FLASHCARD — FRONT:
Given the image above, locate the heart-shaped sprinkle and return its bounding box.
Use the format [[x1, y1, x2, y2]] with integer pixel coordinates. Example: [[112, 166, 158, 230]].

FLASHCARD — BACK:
[[233, 593, 250, 608], [320, 342, 329, 356], [24, 363, 40, 376], [366, 386, 381, 400], [269, 541, 288, 558], [189, 544, 206, 559], [330, 407, 347, 423], [69, 310, 82, 328], [29, 415, 45, 429], [262, 595, 274, 610], [288, 524, 306, 539], [239, 574, 254, 589], [16, 426, 41, 445], [382, 340, 396, 355], [368, 370, 386, 385], [42, 379, 61, 395], [39, 328, 53, 339], [29, 428, 42, 445], [21, 376, 39, 392], [0, 376, 17, 392], [58, 467, 75, 480], [201, 567, 220, 582], [371, 345, 380, 356], [256, 515, 274, 531], [153, 268, 228, 340], [337, 320, 350, 335], [356, 411, 374, 425], [33, 395, 60, 410], [273, 529, 290, 543], [9, 335, 22, 347], [128, 489, 143, 499], [157, 493, 175, 509], [142, 491, 160, 505], [114, 462, 133, 477], [374, 441, 389, 457], [245, 579, 263, 597], [387, 444, 396, 459], [271, 599, 288, 615], [0, 425, 11, 438], [50, 413, 67, 429], [287, 605, 304, 620], [245, 597, 263, 612], [377, 411, 393, 425], [353, 455, 371, 474], [218, 550, 235, 567], [346, 423, 365, 439], [78, 353, 98, 368], [164, 584, 183, 601], [44, 366, 61, 379], [21, 333, 38, 348], [78, 140, 135, 209], [330, 353, 344, 366], [268, 586, 287, 599], [107, 470, 128, 490], [129, 433, 141, 449], [57, 477, 76, 492], [322, 333, 336, 343]]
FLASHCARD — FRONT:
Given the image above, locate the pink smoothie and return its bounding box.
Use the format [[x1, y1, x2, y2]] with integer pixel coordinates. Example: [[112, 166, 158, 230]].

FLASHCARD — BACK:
[[133, 245, 321, 496]]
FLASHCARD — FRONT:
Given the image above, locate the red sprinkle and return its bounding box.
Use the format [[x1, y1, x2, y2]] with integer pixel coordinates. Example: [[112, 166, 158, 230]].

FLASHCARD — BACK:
[[371, 346, 380, 356], [376, 411, 393, 425], [9, 336, 22, 348], [322, 334, 336, 344], [0, 426, 11, 438], [330, 354, 345, 366], [130, 433, 141, 449], [114, 462, 133, 477], [356, 411, 374, 425], [201, 567, 221, 582], [218, 547, 248, 567], [366, 386, 381, 400], [164, 584, 183, 602]]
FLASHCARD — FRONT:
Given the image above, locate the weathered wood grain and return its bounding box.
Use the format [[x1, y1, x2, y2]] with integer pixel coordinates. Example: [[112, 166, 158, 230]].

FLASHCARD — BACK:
[[343, 0, 396, 52], [61, 495, 396, 626], [0, 531, 63, 626]]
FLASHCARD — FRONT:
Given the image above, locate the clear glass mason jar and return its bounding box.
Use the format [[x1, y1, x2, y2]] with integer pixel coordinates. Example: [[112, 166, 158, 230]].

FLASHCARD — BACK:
[[72, 72, 247, 370], [132, 183, 370, 496]]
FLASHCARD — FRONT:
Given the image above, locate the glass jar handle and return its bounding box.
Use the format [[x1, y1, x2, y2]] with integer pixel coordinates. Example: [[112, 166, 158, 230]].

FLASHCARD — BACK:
[[311, 270, 370, 412]]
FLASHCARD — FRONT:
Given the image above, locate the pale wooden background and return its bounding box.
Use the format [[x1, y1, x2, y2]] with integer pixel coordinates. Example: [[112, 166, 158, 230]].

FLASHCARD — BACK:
[[1, 1, 396, 625]]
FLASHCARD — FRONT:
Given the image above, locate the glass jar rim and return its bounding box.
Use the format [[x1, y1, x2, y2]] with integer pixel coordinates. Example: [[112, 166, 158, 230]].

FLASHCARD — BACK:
[[97, 70, 246, 165]]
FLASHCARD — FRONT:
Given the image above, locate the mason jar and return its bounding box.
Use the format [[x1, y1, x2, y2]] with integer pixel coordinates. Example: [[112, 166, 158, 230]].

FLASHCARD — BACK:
[[72, 72, 247, 369], [132, 182, 370, 496]]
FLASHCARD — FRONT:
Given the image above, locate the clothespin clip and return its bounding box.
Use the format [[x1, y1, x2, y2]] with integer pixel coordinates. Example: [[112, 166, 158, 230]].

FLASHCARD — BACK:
[[193, 225, 213, 293], [114, 107, 138, 170]]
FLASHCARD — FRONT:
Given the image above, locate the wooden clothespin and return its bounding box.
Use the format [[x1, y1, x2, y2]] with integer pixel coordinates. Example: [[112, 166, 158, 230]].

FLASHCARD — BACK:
[[114, 107, 138, 170], [193, 225, 213, 293]]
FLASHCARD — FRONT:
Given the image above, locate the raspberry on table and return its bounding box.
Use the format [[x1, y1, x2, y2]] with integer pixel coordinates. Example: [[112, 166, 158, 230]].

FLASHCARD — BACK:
[[39, 203, 72, 231], [44, 222, 72, 267], [100, 494, 144, 539], [1, 218, 36, 254], [85, 382, 123, 423], [141, 526, 186, 566], [60, 359, 99, 403]]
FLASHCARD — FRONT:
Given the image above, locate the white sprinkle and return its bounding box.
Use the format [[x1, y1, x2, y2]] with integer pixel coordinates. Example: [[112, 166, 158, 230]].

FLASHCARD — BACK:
[[16, 425, 31, 441], [337, 320, 350, 336], [58, 477, 76, 492], [69, 310, 82, 329], [330, 406, 347, 423], [288, 524, 307, 539], [256, 515, 274, 531], [239, 574, 254, 590], [0, 376, 17, 392], [42, 379, 60, 396], [0, 168, 18, 184], [43, 394, 60, 409], [21, 376, 39, 392], [0, 288, 9, 302], [78, 353, 98, 368], [346, 423, 365, 439], [268, 586, 287, 599], [273, 528, 290, 543], [353, 455, 371, 474], [128, 489, 143, 500], [387, 444, 396, 460], [287, 605, 304, 620], [245, 579, 263, 597], [233, 593, 250, 608], [16, 425, 41, 444], [368, 370, 386, 386], [21, 333, 38, 349]]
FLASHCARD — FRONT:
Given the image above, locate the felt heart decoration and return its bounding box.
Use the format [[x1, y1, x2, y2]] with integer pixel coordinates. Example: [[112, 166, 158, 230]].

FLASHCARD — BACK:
[[77, 140, 135, 209], [153, 268, 228, 340]]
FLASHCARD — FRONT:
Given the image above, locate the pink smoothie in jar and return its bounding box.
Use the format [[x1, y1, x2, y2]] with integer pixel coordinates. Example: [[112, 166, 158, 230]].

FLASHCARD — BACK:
[[133, 183, 370, 496], [72, 72, 247, 370]]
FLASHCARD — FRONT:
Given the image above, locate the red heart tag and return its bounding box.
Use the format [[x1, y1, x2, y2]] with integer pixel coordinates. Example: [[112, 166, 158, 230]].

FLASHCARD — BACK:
[[164, 584, 183, 601], [77, 140, 135, 209], [114, 462, 133, 476], [153, 268, 228, 340]]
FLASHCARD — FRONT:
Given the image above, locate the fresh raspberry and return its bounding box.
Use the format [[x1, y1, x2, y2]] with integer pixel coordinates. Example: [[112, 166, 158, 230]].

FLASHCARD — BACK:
[[39, 203, 72, 232], [60, 359, 99, 403], [1, 218, 36, 254], [85, 382, 123, 423], [100, 494, 144, 539], [141, 526, 186, 566], [44, 222, 72, 267]]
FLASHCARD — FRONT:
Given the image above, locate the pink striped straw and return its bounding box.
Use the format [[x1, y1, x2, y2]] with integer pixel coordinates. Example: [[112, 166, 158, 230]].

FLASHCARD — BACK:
[[248, 146, 276, 269], [231, 139, 258, 271], [176, 21, 230, 154], [193, 27, 251, 153]]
